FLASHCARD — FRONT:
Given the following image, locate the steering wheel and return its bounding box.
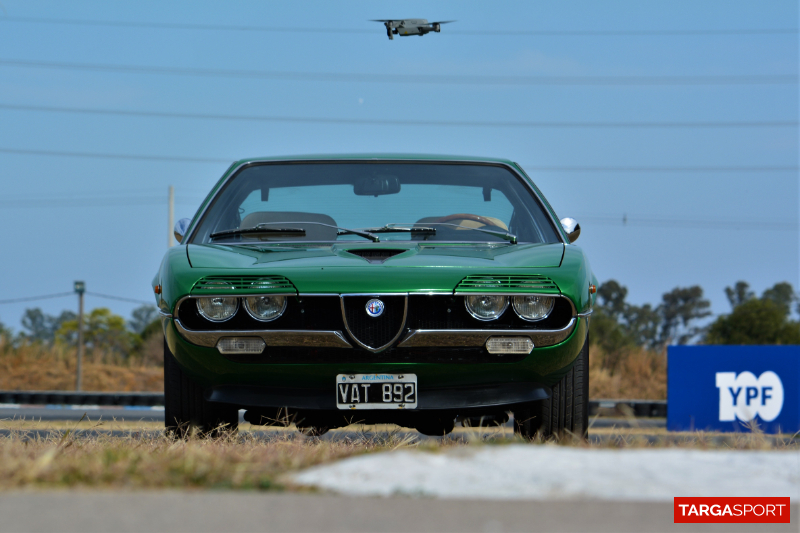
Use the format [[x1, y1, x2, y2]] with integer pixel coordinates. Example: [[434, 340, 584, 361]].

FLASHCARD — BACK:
[[435, 213, 506, 229]]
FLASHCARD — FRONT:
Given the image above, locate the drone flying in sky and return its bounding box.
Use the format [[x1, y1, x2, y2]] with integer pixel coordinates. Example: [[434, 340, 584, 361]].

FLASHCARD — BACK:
[[372, 19, 455, 40]]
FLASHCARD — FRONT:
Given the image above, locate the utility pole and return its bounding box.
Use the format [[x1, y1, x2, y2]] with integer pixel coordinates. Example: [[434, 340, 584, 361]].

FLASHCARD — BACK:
[[74, 281, 85, 391], [168, 185, 175, 247]]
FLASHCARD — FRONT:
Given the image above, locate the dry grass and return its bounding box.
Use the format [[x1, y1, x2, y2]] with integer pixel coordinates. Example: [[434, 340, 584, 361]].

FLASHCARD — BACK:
[[0, 421, 418, 491], [0, 415, 796, 491], [589, 343, 666, 400], [0, 338, 162, 392]]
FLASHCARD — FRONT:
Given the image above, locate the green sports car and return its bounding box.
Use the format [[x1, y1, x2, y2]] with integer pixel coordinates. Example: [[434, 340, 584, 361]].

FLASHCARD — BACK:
[[155, 155, 596, 438]]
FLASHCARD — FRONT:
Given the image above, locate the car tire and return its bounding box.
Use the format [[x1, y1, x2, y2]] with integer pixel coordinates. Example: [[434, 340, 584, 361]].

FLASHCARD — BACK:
[[164, 338, 238, 437], [514, 332, 589, 441]]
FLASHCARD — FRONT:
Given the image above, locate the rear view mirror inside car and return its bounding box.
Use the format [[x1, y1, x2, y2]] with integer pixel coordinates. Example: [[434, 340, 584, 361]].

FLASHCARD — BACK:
[[354, 176, 401, 196]]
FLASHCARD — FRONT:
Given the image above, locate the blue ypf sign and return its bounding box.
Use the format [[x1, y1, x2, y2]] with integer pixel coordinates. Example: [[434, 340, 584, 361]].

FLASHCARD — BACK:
[[668, 346, 800, 434]]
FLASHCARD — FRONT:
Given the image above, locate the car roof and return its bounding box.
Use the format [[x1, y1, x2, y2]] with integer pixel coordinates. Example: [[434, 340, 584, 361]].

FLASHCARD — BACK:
[[231, 153, 517, 166]]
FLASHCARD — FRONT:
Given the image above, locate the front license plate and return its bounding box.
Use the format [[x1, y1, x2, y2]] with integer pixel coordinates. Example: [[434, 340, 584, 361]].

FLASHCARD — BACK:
[[336, 374, 417, 410]]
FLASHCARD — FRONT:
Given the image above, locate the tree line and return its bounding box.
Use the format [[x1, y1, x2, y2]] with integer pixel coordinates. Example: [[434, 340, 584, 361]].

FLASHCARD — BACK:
[[0, 305, 161, 356], [593, 279, 800, 355]]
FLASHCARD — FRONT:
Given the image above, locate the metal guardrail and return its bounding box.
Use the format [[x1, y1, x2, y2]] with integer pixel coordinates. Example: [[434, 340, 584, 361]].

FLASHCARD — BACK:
[[589, 399, 667, 418], [0, 391, 668, 417], [0, 391, 164, 407]]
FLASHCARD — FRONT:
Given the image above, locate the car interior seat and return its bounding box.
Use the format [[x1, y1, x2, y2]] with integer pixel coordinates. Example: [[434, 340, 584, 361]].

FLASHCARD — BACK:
[[415, 215, 508, 230]]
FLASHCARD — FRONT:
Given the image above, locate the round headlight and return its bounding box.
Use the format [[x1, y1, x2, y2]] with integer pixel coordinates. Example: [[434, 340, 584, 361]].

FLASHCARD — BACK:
[[196, 296, 239, 322], [512, 295, 555, 321], [465, 295, 508, 321], [244, 295, 286, 322]]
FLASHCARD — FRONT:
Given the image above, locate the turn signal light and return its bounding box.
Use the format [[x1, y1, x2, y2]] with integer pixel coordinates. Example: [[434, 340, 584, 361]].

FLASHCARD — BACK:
[[216, 337, 266, 355], [486, 337, 534, 355]]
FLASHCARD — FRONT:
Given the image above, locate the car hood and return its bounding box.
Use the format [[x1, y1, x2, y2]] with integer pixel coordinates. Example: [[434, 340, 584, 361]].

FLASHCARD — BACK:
[[188, 242, 564, 270], [186, 242, 565, 293]]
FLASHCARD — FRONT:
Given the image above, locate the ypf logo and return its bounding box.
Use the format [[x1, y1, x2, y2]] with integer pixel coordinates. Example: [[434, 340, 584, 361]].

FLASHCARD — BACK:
[[716, 372, 784, 422]]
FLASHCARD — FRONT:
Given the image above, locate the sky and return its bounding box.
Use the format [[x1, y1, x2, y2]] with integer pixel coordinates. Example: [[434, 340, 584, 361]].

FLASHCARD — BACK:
[[0, 1, 798, 331]]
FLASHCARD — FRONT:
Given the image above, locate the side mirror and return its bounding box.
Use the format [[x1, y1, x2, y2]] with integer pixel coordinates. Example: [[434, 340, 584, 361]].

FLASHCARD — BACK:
[[560, 217, 581, 243], [174, 218, 191, 244], [354, 176, 401, 196]]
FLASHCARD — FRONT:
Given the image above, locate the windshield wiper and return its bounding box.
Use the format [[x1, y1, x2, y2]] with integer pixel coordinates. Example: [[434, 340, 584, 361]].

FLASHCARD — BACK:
[[210, 227, 306, 240], [380, 222, 517, 244], [213, 221, 380, 243], [362, 225, 437, 236]]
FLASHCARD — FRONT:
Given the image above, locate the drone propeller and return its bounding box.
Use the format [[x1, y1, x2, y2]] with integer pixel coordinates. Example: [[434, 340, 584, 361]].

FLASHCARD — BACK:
[[430, 20, 456, 24]]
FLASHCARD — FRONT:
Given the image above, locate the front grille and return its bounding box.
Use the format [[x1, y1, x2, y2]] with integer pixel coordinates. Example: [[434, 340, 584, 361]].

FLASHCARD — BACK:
[[455, 274, 559, 294], [219, 346, 526, 364], [342, 295, 406, 350], [178, 294, 572, 333], [191, 275, 296, 295]]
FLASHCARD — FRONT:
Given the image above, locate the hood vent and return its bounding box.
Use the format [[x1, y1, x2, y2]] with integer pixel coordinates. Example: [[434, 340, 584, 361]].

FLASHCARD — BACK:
[[346, 249, 406, 264], [455, 275, 560, 294], [191, 275, 296, 294]]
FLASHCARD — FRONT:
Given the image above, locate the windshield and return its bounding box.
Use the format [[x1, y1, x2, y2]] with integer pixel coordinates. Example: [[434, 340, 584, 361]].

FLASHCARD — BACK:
[[190, 162, 561, 245]]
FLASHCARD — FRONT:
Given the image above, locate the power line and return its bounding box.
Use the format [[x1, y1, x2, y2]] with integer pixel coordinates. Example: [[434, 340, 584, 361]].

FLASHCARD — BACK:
[[580, 216, 798, 231], [85, 292, 153, 305], [455, 29, 800, 37], [0, 147, 231, 163], [1, 16, 796, 37], [0, 291, 152, 306], [524, 165, 799, 173], [0, 197, 176, 208], [0, 194, 202, 208], [1, 103, 796, 129], [0, 292, 74, 304], [0, 147, 797, 173], [0, 58, 796, 86]]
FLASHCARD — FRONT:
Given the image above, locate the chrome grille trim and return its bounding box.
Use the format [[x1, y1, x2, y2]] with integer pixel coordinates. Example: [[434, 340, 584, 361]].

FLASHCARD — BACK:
[[339, 294, 408, 353], [174, 319, 352, 349], [397, 318, 577, 349]]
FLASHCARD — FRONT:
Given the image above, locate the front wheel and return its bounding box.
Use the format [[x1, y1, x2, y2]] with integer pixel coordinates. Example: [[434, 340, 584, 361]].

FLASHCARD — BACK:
[[514, 333, 589, 441], [164, 338, 238, 437]]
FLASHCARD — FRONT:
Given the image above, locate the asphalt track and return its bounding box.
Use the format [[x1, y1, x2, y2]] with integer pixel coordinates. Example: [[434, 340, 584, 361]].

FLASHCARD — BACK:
[[0, 492, 796, 533]]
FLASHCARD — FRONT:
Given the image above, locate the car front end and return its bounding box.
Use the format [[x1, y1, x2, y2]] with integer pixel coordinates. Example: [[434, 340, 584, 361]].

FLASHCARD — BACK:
[[156, 156, 595, 437]]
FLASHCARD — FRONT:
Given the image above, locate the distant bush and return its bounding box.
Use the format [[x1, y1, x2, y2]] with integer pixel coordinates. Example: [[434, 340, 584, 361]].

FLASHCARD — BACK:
[[589, 342, 666, 400]]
